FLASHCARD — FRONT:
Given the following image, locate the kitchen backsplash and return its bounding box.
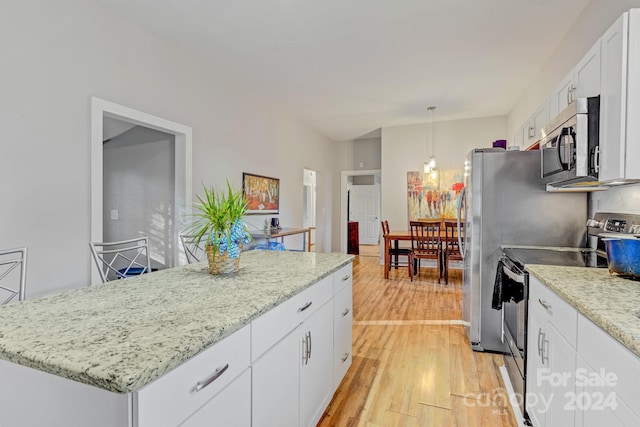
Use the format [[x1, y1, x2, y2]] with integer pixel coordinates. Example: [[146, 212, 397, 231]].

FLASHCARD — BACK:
[[589, 183, 640, 217]]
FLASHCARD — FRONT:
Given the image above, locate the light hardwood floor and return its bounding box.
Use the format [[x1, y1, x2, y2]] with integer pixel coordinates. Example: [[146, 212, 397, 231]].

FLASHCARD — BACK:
[[318, 255, 517, 427]]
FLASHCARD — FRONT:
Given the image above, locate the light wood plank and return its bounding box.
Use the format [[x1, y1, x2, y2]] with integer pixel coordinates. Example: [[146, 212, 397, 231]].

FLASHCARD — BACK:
[[318, 255, 517, 427]]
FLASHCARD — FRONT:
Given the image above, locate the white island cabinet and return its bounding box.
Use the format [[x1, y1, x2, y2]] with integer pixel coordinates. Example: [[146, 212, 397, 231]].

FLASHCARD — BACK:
[[0, 252, 353, 427]]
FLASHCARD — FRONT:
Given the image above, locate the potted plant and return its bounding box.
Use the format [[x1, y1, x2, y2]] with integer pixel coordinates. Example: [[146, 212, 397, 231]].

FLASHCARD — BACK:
[[186, 180, 252, 274]]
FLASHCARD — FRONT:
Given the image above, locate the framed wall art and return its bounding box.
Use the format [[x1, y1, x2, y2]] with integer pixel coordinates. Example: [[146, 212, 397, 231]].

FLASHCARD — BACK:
[[242, 172, 280, 214]]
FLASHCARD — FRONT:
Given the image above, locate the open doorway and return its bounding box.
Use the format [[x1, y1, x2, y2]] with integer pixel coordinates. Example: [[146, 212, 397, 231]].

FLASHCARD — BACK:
[[340, 169, 381, 254], [91, 98, 192, 284], [303, 168, 317, 251]]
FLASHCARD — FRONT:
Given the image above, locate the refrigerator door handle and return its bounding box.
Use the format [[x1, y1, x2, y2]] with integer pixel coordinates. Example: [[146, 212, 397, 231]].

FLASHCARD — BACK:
[[457, 187, 466, 259]]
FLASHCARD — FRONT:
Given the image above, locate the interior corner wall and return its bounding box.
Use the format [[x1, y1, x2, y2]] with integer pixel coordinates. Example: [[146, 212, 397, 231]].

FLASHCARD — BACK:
[[508, 0, 640, 137], [381, 116, 507, 230], [1, 0, 338, 298], [103, 126, 175, 270]]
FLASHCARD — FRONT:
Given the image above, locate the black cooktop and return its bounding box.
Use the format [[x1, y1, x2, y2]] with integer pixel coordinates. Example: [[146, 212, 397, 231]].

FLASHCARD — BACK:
[[502, 247, 608, 269]]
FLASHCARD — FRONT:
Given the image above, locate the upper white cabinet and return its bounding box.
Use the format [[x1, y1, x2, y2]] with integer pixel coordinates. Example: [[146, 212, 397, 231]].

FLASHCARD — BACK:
[[552, 40, 601, 118], [525, 103, 549, 145], [599, 10, 640, 182]]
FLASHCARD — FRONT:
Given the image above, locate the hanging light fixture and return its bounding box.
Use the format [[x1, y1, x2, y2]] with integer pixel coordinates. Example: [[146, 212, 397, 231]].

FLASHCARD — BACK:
[[423, 106, 437, 174]]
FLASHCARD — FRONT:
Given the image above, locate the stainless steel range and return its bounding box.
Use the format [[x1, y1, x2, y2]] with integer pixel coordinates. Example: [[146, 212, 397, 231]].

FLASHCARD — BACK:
[[498, 211, 640, 425]]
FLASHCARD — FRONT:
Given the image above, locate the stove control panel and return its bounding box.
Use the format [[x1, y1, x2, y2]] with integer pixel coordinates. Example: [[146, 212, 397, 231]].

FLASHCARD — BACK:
[[604, 219, 627, 233]]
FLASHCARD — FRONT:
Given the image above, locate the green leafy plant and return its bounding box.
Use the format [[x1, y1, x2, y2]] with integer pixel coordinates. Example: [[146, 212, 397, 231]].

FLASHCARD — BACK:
[[186, 180, 252, 259]]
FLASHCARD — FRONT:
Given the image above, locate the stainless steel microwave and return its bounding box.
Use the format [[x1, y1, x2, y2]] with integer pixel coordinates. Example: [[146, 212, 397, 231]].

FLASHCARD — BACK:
[[541, 96, 601, 191]]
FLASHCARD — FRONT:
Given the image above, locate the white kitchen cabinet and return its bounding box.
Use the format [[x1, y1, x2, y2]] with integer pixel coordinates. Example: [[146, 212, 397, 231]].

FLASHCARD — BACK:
[[525, 103, 548, 145], [574, 356, 640, 427], [599, 10, 640, 182], [576, 313, 640, 422], [180, 369, 251, 427], [526, 276, 577, 427], [253, 300, 333, 427], [252, 267, 350, 427], [552, 41, 601, 117], [332, 264, 353, 391], [574, 41, 601, 99], [300, 300, 334, 427], [137, 325, 251, 427], [253, 325, 301, 427]]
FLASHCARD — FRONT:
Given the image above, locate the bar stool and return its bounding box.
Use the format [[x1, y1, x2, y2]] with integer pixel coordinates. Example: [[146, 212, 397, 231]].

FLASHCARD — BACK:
[[89, 237, 151, 283], [179, 233, 205, 264], [0, 247, 27, 304]]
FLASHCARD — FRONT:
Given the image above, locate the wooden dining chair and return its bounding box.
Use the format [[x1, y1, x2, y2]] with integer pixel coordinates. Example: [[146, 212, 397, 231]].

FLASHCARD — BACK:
[[443, 220, 464, 284], [409, 220, 442, 282], [381, 221, 413, 280]]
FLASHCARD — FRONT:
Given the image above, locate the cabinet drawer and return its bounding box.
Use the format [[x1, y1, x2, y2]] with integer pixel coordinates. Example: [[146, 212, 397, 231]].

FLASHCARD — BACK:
[[252, 276, 332, 361], [577, 314, 640, 418], [530, 277, 577, 347], [333, 286, 352, 390], [136, 325, 251, 427], [333, 263, 353, 295]]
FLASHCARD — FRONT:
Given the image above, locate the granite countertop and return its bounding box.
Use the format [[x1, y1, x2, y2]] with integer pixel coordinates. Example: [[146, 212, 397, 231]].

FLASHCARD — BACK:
[[0, 251, 353, 394], [526, 264, 640, 358]]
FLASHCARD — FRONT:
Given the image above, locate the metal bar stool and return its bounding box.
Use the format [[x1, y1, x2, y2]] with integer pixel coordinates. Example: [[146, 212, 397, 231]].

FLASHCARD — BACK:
[[89, 237, 151, 283], [0, 247, 27, 304]]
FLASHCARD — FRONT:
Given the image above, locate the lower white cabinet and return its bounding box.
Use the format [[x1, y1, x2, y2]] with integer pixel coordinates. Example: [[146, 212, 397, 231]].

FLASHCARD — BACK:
[[526, 276, 577, 427], [253, 299, 334, 427], [180, 369, 251, 427], [333, 285, 352, 390], [252, 329, 300, 427], [527, 275, 640, 427]]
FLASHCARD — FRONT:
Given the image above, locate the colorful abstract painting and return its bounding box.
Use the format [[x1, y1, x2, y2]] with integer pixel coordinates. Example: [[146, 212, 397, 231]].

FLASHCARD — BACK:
[[407, 169, 464, 221]]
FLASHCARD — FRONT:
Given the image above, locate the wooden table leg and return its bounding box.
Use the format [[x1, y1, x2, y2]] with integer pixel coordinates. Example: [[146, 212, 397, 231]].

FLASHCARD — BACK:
[[384, 236, 390, 279], [306, 229, 311, 252]]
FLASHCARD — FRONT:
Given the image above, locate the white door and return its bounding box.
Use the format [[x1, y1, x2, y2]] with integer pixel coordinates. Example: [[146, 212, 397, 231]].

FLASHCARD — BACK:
[[349, 184, 380, 245]]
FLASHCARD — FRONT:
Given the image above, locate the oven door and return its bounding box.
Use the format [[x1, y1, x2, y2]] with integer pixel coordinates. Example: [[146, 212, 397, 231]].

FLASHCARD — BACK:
[[500, 257, 528, 417]]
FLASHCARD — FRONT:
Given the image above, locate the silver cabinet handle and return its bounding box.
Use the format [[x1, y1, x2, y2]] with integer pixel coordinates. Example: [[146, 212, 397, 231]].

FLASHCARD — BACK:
[[194, 364, 229, 392], [541, 335, 549, 365], [538, 299, 551, 310], [302, 334, 309, 365], [298, 301, 312, 312], [537, 328, 543, 357], [341, 352, 349, 363], [342, 274, 351, 282], [342, 308, 350, 317], [307, 331, 312, 361]]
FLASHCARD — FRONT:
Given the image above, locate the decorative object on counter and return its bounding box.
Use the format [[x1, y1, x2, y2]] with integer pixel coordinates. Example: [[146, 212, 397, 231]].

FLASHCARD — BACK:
[[603, 236, 640, 279], [186, 180, 252, 275], [492, 139, 507, 149], [242, 172, 280, 214]]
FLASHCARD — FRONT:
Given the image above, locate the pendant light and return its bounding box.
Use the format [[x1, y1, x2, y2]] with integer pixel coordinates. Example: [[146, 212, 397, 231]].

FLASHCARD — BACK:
[[423, 106, 437, 174]]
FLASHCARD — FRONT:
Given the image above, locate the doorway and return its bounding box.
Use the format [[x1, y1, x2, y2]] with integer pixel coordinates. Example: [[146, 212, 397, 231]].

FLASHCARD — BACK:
[[339, 169, 381, 254], [91, 97, 192, 284], [303, 169, 317, 251], [349, 183, 380, 245]]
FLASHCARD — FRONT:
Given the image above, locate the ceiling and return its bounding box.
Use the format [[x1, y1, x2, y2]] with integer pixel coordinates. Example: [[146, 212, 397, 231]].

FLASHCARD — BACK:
[[96, 0, 591, 141]]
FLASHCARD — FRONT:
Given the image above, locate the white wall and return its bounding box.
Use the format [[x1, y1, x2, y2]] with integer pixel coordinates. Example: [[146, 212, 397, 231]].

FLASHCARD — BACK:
[[508, 0, 640, 138], [0, 0, 339, 298], [381, 115, 507, 230], [352, 138, 381, 170], [103, 126, 175, 269]]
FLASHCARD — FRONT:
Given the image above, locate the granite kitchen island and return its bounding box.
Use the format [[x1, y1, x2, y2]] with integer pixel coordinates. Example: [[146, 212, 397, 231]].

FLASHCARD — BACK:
[[0, 250, 354, 426]]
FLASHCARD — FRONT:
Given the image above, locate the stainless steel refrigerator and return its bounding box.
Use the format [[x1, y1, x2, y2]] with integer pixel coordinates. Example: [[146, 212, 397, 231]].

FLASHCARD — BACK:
[[458, 148, 587, 352]]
